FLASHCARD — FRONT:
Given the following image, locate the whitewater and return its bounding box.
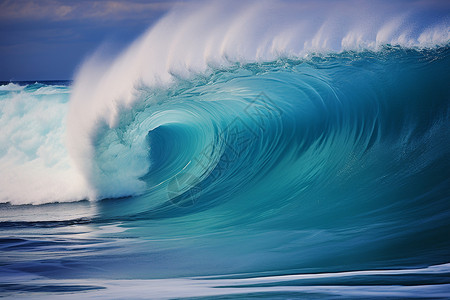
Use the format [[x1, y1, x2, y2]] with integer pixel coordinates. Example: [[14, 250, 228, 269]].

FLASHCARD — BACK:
[[1, 0, 449, 298]]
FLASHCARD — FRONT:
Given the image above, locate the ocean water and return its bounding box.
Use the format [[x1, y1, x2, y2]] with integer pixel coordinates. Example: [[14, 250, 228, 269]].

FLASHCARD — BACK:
[[1, 1, 450, 299]]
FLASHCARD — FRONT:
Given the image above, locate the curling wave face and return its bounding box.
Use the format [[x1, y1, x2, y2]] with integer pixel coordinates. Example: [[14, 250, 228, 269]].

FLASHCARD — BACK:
[[74, 47, 450, 230], [66, 0, 449, 203]]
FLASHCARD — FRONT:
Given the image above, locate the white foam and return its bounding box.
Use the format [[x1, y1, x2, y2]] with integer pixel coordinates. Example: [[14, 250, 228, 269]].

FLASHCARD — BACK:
[[0, 87, 88, 205], [0, 83, 24, 91]]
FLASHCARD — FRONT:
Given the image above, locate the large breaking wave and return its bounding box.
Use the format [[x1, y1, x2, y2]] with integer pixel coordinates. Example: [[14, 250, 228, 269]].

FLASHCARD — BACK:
[[1, 1, 449, 298], [0, 0, 449, 211], [67, 0, 450, 204]]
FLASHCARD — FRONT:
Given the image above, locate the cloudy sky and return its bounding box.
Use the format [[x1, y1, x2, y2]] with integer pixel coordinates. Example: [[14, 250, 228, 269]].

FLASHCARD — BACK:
[[0, 0, 182, 80]]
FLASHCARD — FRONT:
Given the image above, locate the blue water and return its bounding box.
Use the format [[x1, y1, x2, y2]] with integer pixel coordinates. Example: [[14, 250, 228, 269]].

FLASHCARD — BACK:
[[1, 0, 450, 297], [1, 46, 449, 299]]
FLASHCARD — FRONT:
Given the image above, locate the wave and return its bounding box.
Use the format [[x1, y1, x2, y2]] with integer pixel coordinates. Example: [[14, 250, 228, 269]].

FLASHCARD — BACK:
[[71, 47, 448, 230], [67, 0, 449, 202], [0, 0, 449, 209]]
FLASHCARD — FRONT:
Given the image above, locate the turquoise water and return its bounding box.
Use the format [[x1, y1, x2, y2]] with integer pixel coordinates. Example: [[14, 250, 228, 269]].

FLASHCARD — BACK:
[[1, 46, 449, 298]]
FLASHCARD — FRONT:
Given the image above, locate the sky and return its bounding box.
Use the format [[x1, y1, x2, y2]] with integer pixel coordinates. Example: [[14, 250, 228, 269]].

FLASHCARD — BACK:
[[0, 0, 182, 81]]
